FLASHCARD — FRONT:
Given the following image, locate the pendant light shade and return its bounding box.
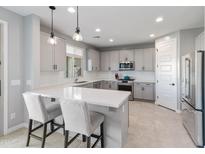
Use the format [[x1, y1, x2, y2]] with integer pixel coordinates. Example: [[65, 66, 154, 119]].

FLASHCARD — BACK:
[[48, 6, 57, 45], [73, 6, 83, 41]]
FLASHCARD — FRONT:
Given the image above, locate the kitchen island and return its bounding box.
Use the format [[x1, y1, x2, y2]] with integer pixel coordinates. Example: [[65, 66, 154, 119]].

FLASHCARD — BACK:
[[31, 85, 130, 148]]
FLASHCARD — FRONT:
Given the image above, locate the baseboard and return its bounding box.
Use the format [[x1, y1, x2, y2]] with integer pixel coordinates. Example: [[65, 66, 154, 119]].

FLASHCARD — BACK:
[[7, 122, 27, 134]]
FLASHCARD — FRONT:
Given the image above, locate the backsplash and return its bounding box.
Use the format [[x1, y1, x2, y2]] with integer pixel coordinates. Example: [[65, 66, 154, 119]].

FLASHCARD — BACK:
[[40, 70, 155, 87], [96, 71, 155, 82]]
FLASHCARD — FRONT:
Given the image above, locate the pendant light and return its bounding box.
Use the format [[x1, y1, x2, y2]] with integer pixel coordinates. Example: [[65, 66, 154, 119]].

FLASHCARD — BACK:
[[48, 6, 57, 45], [73, 6, 83, 41]]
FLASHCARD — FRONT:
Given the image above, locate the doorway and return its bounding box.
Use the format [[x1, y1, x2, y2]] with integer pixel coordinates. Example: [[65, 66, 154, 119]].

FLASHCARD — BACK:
[[0, 19, 8, 136]]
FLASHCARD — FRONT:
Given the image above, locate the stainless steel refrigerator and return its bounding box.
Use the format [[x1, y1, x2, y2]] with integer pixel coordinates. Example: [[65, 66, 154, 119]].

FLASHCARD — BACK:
[[181, 50, 205, 147]]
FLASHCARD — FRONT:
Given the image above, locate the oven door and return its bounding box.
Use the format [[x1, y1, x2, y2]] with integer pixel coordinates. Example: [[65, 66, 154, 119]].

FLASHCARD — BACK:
[[118, 83, 133, 100]]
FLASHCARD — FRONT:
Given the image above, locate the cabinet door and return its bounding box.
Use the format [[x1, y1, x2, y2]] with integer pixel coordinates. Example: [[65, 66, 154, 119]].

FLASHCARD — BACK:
[[100, 52, 110, 71], [134, 49, 144, 71], [55, 37, 66, 71], [200, 32, 204, 50], [119, 50, 134, 62], [143, 48, 155, 71], [134, 83, 143, 99], [142, 83, 155, 100], [40, 33, 54, 71], [111, 81, 118, 90], [101, 81, 110, 89], [95, 50, 100, 71], [110, 51, 119, 71]]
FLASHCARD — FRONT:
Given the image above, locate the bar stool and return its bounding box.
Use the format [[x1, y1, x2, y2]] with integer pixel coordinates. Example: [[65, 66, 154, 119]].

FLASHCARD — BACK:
[[60, 99, 105, 148], [22, 92, 65, 148]]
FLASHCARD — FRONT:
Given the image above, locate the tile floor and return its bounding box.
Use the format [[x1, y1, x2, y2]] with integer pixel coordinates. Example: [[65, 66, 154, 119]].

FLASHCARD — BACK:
[[0, 101, 196, 148]]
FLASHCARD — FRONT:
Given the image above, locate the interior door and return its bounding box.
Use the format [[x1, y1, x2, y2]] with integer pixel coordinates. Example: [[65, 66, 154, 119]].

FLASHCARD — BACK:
[[155, 36, 178, 111]]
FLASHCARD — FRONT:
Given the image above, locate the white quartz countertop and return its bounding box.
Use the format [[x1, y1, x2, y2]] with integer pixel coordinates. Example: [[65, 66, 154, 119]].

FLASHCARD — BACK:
[[31, 85, 130, 108]]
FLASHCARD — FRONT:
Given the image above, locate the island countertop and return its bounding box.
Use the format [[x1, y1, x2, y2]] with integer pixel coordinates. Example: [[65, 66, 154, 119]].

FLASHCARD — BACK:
[[31, 86, 130, 108]]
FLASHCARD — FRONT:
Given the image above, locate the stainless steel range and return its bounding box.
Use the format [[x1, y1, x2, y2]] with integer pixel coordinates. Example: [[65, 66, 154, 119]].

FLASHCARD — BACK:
[[117, 79, 134, 101]]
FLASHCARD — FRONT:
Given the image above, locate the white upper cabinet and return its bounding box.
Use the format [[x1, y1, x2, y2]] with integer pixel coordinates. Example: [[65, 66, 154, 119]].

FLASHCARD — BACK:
[[40, 32, 66, 72], [134, 49, 144, 71], [40, 33, 53, 71], [195, 32, 204, 51], [100, 51, 120, 71], [54, 37, 66, 71], [134, 48, 155, 71], [87, 49, 100, 71], [100, 52, 110, 71], [109, 51, 119, 71], [143, 48, 155, 71], [119, 50, 134, 62]]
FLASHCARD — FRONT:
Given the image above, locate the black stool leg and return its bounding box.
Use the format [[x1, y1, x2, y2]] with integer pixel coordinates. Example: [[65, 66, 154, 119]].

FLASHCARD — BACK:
[[50, 120, 54, 132], [64, 130, 69, 148], [100, 122, 104, 148], [87, 136, 91, 148], [82, 135, 86, 142], [41, 123, 47, 148], [26, 119, 33, 147], [63, 120, 65, 135]]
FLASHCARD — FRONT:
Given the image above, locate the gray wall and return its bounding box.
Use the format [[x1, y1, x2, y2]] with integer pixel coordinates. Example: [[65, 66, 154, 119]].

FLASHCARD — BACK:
[[0, 7, 24, 129]]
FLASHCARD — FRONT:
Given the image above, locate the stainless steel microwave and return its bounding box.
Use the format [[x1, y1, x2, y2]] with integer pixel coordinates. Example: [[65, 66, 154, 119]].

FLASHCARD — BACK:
[[119, 61, 135, 71]]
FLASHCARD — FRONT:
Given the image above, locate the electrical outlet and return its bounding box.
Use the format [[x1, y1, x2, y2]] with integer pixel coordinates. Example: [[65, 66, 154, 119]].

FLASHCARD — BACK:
[[10, 112, 16, 120]]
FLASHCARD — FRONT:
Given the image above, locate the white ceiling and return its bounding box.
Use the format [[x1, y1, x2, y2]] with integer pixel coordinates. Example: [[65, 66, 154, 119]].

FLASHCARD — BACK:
[[3, 6, 204, 48]]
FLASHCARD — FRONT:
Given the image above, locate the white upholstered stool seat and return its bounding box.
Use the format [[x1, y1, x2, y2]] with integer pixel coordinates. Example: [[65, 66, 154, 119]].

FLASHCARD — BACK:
[[22, 92, 64, 148], [60, 99, 105, 148]]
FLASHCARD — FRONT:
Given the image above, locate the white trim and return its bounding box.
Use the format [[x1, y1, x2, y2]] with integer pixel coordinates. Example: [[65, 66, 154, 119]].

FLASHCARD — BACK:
[[7, 123, 27, 134], [0, 19, 9, 135]]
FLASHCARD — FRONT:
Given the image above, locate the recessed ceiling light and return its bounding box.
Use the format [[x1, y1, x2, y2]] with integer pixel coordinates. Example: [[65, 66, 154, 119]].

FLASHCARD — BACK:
[[67, 7, 76, 14], [155, 17, 163, 23], [95, 28, 101, 32], [109, 38, 114, 42], [149, 34, 155, 38]]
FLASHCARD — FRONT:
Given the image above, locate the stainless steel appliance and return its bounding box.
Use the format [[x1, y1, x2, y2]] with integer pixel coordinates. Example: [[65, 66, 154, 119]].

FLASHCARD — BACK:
[[181, 50, 205, 147], [118, 79, 134, 100], [119, 61, 135, 71]]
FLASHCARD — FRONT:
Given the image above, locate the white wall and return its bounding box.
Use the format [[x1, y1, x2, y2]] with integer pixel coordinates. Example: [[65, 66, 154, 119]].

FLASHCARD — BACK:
[[0, 7, 24, 129]]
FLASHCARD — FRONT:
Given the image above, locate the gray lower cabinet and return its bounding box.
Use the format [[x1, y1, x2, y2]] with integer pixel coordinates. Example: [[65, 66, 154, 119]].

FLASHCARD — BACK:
[[134, 82, 155, 101], [111, 81, 118, 90], [101, 81, 118, 90]]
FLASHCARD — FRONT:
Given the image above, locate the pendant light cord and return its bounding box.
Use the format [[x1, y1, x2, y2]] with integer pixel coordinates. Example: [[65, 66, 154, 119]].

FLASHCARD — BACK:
[[77, 6, 79, 29]]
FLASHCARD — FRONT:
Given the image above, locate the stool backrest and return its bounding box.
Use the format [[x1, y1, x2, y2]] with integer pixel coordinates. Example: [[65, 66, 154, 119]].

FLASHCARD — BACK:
[[60, 99, 91, 136], [23, 92, 47, 123]]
